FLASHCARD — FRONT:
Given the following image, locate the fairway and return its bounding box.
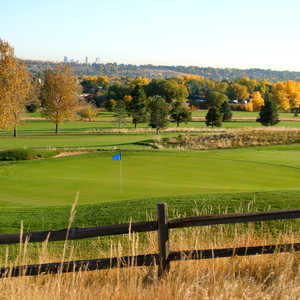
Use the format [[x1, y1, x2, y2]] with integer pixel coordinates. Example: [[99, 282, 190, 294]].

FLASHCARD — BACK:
[[1, 146, 300, 207]]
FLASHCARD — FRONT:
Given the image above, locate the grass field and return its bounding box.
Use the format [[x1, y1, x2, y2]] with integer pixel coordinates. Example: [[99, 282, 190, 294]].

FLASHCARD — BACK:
[[1, 117, 300, 297], [0, 145, 300, 233], [0, 111, 300, 236], [1, 118, 300, 139]]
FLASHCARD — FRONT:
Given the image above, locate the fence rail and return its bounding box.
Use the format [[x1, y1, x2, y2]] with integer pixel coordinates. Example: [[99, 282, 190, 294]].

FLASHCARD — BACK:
[[1, 204, 300, 278]]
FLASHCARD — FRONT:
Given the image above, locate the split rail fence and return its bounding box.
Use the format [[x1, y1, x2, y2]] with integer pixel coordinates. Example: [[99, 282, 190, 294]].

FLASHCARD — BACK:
[[1, 203, 300, 278]]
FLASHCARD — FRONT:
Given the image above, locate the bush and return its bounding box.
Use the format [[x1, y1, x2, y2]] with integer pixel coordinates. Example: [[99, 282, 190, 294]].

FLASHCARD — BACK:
[[0, 149, 59, 161]]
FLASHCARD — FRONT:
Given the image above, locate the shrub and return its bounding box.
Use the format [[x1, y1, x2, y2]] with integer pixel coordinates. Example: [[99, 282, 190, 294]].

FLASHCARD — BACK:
[[0, 149, 58, 161], [79, 106, 98, 121]]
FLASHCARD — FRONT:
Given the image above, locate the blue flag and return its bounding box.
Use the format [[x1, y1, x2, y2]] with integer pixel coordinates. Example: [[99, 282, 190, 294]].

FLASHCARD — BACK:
[[112, 153, 121, 160]]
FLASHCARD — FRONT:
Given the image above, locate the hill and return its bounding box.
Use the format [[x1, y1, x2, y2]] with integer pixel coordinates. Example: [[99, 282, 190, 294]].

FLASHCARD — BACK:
[[23, 59, 300, 82]]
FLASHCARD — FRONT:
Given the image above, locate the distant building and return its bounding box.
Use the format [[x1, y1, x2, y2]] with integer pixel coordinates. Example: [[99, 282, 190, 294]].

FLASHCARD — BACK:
[[95, 57, 100, 64], [85, 56, 88, 64], [63, 56, 68, 63]]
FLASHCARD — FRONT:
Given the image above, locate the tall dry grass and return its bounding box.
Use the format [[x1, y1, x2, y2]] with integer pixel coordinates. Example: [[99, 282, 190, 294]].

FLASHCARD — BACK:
[[165, 128, 300, 150], [1, 219, 300, 299]]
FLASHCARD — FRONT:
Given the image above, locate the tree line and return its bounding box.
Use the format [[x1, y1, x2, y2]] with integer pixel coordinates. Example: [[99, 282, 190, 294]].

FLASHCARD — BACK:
[[23, 60, 300, 82], [0, 40, 290, 136]]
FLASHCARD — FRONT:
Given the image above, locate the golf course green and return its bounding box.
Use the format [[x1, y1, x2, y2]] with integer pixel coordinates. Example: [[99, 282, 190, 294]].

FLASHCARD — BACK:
[[0, 144, 300, 233]]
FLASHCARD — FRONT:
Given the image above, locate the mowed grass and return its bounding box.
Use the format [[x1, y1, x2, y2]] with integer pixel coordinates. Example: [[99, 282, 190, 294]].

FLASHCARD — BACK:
[[0, 134, 167, 150], [192, 110, 297, 117], [0, 145, 300, 233], [1, 118, 300, 141]]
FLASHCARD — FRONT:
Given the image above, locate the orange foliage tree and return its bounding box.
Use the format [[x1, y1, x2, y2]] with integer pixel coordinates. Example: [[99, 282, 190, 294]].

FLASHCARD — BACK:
[[0, 39, 31, 137]]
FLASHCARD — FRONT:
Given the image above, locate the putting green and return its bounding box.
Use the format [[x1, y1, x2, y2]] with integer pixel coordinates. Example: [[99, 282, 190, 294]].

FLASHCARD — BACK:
[[0, 145, 299, 208]]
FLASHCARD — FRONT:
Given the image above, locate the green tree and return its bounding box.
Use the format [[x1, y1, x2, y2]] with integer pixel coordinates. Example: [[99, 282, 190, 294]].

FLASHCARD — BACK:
[[206, 91, 228, 107], [115, 100, 127, 128], [25, 76, 41, 113], [81, 79, 98, 94], [256, 93, 280, 126], [149, 95, 169, 134], [220, 101, 232, 121], [130, 85, 148, 128], [170, 101, 192, 127], [145, 79, 188, 103], [205, 106, 223, 127], [105, 99, 117, 111]]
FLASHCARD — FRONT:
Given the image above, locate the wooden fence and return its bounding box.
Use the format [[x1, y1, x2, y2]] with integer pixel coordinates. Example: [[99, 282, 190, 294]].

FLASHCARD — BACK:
[[1, 203, 300, 278]]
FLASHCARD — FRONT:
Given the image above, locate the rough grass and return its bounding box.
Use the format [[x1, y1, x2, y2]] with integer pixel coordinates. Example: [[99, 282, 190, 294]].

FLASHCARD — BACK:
[[1, 220, 300, 299], [163, 128, 300, 150]]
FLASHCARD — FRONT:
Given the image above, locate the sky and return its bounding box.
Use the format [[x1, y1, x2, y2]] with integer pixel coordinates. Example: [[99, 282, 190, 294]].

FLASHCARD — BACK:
[[1, 0, 300, 71]]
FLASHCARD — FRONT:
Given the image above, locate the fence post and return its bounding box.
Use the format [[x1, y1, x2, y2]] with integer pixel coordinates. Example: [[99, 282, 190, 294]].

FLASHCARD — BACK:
[[157, 203, 170, 278]]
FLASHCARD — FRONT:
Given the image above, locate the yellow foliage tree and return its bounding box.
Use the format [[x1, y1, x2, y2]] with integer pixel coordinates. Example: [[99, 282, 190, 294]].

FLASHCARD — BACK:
[[79, 105, 98, 121], [41, 64, 81, 134], [245, 101, 253, 112], [252, 91, 264, 111], [271, 80, 300, 111], [123, 94, 132, 109], [228, 83, 249, 101], [0, 39, 31, 137]]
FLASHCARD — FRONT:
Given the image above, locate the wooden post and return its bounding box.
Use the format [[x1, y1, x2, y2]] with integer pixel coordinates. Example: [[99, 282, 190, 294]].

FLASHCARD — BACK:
[[157, 203, 170, 277]]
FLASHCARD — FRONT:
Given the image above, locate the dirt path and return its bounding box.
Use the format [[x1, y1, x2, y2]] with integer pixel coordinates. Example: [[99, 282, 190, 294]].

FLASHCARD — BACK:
[[54, 151, 96, 158]]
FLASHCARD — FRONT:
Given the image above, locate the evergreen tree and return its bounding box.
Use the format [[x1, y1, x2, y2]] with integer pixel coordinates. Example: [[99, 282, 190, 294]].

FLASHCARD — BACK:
[[130, 85, 148, 128], [170, 101, 192, 127], [149, 95, 169, 134], [115, 100, 127, 129], [256, 93, 280, 126], [220, 101, 232, 121], [205, 106, 223, 127]]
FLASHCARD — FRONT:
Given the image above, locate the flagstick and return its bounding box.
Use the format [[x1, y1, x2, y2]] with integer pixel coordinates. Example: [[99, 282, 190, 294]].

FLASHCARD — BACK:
[[120, 154, 122, 194]]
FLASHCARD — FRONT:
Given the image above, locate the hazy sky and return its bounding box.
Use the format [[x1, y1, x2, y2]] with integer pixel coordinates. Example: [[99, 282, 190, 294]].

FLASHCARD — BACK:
[[1, 0, 300, 71]]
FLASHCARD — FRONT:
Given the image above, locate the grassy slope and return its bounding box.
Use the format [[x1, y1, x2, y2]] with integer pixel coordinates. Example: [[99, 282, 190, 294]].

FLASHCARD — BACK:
[[0, 134, 166, 150], [0, 145, 299, 233]]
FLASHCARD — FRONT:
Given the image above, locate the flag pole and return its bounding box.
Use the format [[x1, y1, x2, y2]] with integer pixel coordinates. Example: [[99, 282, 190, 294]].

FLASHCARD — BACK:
[[120, 152, 123, 194]]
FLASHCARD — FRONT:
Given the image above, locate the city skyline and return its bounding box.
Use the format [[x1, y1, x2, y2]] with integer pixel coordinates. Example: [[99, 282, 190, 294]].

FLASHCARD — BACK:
[[1, 0, 300, 72]]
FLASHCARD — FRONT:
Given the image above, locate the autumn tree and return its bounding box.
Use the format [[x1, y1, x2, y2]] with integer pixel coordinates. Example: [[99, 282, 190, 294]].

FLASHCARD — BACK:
[[0, 39, 31, 137], [271, 80, 300, 111], [79, 105, 98, 121], [170, 101, 192, 127], [149, 95, 169, 134], [41, 64, 80, 134], [227, 83, 249, 101], [235, 77, 258, 94], [252, 91, 264, 111]]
